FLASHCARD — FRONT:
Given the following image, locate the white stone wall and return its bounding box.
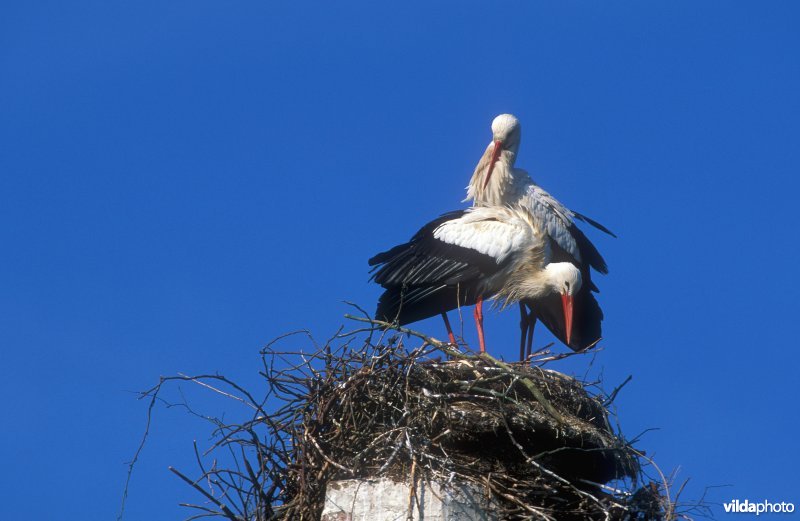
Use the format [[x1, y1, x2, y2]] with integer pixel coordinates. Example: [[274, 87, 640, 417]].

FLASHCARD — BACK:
[[321, 478, 497, 521]]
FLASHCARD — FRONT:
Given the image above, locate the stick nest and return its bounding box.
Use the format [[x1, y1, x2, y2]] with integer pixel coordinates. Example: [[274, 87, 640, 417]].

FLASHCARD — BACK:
[[137, 319, 680, 521]]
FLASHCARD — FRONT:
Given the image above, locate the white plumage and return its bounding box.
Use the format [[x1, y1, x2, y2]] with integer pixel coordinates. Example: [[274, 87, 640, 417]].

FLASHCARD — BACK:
[[432, 207, 539, 264]]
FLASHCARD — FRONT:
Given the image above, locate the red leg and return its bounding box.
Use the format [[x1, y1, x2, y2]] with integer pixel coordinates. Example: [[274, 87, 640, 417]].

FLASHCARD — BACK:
[[441, 312, 456, 345], [474, 296, 486, 353]]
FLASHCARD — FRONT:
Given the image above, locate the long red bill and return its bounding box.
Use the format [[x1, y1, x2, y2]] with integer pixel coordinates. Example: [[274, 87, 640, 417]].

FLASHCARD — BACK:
[[561, 294, 574, 346], [482, 140, 503, 190]]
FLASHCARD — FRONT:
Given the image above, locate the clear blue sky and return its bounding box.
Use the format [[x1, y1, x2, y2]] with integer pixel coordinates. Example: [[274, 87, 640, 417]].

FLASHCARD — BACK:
[[1, 2, 798, 519]]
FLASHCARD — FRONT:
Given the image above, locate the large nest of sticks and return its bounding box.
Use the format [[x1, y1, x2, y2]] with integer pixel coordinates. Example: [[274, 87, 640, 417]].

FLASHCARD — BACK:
[[142, 318, 681, 521]]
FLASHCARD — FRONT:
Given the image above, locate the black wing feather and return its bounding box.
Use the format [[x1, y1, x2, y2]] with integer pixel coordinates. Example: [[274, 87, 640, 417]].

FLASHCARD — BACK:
[[369, 210, 505, 325], [375, 284, 480, 325], [369, 211, 498, 288], [573, 211, 617, 238], [568, 222, 609, 275], [368, 210, 466, 267]]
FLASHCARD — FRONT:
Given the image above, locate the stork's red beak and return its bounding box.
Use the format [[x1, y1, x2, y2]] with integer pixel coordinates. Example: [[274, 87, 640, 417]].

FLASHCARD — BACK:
[[561, 294, 574, 346], [482, 139, 503, 190]]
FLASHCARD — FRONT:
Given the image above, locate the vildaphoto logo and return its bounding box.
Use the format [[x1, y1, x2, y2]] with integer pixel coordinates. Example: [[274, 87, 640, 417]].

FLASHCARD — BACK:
[[723, 499, 795, 515]]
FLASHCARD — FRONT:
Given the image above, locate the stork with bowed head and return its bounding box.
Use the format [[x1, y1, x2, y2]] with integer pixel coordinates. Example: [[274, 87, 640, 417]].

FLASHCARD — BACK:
[[467, 114, 614, 359], [369, 205, 585, 354]]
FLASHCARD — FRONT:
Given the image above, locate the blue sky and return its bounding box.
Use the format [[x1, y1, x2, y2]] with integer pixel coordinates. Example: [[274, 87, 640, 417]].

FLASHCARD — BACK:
[[1, 2, 799, 519]]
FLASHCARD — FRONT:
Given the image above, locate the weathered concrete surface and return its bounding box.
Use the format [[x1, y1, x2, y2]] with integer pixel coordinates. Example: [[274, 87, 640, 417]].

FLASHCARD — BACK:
[[321, 478, 498, 521]]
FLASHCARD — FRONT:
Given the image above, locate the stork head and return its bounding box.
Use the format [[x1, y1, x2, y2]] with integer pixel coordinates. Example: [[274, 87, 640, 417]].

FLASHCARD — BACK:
[[491, 114, 521, 143], [483, 114, 521, 190], [544, 263, 582, 345]]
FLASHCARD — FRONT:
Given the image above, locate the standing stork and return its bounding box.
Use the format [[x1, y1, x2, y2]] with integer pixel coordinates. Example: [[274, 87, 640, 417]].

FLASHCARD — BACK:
[[466, 114, 614, 357], [369, 206, 588, 354]]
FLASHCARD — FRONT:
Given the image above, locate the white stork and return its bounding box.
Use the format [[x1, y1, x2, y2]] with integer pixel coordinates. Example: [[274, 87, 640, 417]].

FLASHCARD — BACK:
[[369, 205, 594, 353], [466, 114, 614, 357]]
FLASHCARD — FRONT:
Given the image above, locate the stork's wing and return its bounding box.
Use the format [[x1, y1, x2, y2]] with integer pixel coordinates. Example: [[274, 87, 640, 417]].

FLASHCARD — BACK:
[[522, 184, 610, 275], [568, 222, 609, 276], [524, 183, 576, 251], [369, 207, 532, 288], [369, 210, 466, 268], [375, 284, 480, 325]]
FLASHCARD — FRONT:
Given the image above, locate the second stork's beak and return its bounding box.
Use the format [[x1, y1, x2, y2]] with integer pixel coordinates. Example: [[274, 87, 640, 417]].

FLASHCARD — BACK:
[[561, 294, 574, 346], [482, 139, 503, 190]]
